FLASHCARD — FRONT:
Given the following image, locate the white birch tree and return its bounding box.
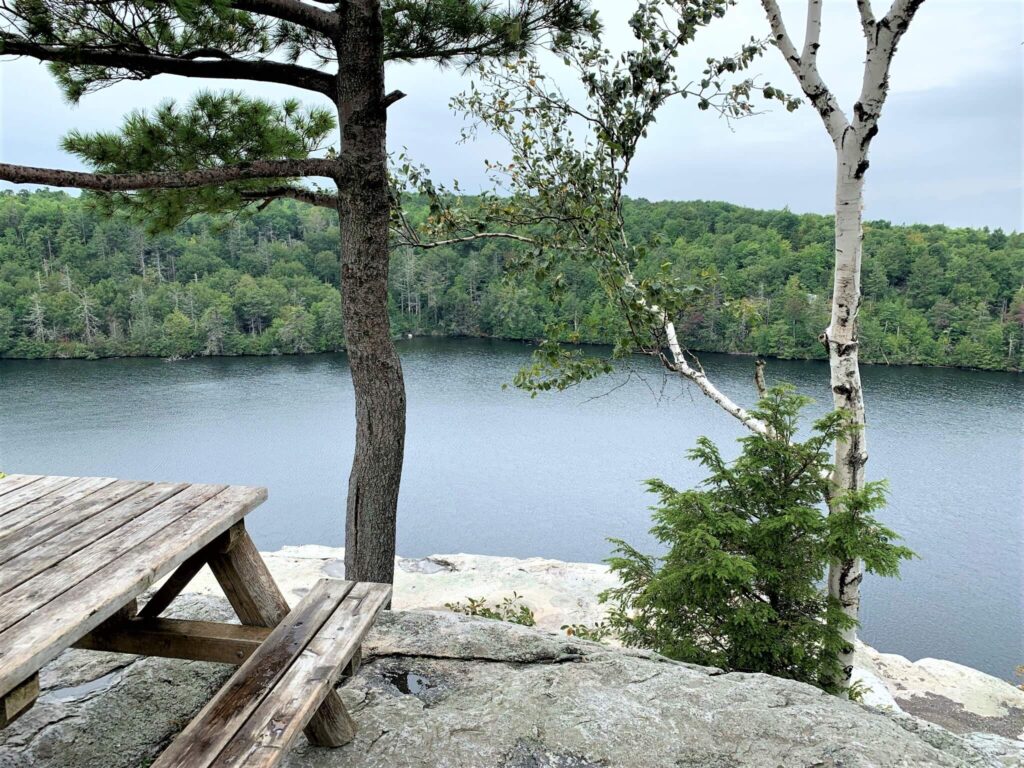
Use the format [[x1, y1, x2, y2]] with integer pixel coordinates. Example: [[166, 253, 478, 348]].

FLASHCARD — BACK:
[[758, 0, 925, 688], [397, 0, 914, 692]]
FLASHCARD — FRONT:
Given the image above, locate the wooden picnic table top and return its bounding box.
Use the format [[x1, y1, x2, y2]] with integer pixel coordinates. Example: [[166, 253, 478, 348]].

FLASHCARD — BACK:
[[0, 473, 267, 700]]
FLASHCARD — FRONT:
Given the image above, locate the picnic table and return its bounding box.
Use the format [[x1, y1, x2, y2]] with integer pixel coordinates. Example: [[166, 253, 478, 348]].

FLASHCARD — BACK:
[[0, 473, 390, 767]]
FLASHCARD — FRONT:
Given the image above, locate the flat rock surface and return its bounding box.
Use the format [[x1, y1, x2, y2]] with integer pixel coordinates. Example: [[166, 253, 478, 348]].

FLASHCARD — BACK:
[[182, 546, 1024, 741], [1, 595, 1021, 768]]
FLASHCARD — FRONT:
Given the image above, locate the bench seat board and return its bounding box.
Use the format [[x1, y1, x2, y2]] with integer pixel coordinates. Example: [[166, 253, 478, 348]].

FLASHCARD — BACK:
[[0, 483, 267, 699], [152, 578, 358, 768], [213, 581, 392, 768]]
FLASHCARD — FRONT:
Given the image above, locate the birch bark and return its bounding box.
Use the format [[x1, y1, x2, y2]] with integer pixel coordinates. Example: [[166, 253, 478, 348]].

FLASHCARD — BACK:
[[759, 0, 924, 689]]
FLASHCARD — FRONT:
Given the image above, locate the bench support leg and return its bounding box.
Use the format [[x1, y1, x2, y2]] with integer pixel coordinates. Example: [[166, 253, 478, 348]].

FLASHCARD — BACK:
[[1, 674, 39, 728], [207, 521, 358, 747], [302, 688, 357, 747]]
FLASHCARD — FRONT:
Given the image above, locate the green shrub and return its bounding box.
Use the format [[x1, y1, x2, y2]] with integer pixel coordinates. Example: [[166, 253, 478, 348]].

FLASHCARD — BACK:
[[601, 386, 913, 694]]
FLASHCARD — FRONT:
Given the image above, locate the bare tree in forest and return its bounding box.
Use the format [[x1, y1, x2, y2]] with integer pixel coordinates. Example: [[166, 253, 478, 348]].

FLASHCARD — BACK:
[[758, 0, 925, 688], [0, 0, 592, 584], [77, 289, 99, 343], [24, 294, 48, 341]]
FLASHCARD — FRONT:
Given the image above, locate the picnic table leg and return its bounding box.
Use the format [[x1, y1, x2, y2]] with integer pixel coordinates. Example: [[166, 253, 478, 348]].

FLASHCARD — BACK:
[[207, 521, 358, 747]]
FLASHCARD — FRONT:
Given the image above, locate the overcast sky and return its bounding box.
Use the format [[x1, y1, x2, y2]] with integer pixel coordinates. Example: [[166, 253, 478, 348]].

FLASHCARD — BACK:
[[1, 0, 1020, 231]]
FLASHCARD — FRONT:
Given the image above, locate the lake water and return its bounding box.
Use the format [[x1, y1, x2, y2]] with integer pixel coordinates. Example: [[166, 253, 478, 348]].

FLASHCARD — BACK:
[[1, 338, 1021, 680]]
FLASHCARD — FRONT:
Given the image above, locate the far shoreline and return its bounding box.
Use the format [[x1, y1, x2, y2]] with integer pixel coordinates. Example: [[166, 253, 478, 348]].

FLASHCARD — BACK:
[[2, 333, 1021, 376]]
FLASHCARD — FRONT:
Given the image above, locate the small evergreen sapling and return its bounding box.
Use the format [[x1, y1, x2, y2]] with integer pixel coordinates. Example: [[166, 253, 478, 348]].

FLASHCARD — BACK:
[[601, 387, 913, 694]]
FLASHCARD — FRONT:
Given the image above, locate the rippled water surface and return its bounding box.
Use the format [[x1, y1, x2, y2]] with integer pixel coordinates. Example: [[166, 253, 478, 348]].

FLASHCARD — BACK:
[[1, 339, 1021, 678]]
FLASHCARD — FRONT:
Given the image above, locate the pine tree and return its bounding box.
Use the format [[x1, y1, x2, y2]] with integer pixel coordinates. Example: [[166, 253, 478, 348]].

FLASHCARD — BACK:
[[0, 0, 593, 584], [603, 387, 913, 695]]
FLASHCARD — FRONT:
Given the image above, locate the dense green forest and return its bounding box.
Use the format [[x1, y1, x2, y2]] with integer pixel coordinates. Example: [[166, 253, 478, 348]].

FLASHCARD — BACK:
[[0, 190, 1020, 371]]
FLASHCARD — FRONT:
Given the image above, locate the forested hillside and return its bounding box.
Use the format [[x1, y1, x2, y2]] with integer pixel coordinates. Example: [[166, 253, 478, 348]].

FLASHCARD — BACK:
[[0, 190, 1020, 370]]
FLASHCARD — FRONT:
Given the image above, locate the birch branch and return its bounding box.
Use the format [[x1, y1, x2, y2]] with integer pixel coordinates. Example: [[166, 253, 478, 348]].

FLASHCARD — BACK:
[[856, 0, 877, 39], [801, 0, 823, 67], [853, 0, 925, 135], [759, 0, 849, 142], [393, 220, 767, 433], [658, 308, 769, 435], [401, 232, 537, 249]]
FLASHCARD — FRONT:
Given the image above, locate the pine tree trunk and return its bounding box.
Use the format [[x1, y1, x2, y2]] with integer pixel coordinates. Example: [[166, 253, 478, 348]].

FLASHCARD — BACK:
[[336, 0, 406, 585], [825, 139, 869, 686]]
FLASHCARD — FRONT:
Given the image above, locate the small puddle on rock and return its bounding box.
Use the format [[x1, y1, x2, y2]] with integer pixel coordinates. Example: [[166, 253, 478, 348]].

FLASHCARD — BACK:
[[42, 669, 124, 703], [385, 670, 431, 696]]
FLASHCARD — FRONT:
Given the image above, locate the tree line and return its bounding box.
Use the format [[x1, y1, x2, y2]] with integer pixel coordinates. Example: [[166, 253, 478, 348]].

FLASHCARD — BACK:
[[1, 190, 1020, 371]]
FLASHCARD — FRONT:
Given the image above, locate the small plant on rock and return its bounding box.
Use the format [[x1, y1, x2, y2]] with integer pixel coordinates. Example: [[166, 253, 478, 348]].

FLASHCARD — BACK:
[[601, 387, 913, 694], [446, 592, 536, 627], [562, 622, 613, 643]]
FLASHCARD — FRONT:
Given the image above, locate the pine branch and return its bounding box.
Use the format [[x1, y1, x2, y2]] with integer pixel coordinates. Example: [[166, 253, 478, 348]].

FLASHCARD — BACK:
[[230, 0, 339, 34], [240, 185, 338, 208], [0, 36, 336, 95], [0, 158, 339, 191]]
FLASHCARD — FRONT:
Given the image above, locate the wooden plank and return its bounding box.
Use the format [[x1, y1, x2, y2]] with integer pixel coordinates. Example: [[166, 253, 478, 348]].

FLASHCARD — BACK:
[[0, 475, 43, 500], [74, 617, 271, 665], [0, 484, 266, 699], [0, 674, 38, 729], [300, 692, 357, 750], [204, 524, 352, 744], [139, 544, 216, 619], [151, 579, 355, 768], [207, 523, 291, 627], [0, 477, 133, 562], [0, 482, 189, 599], [216, 581, 391, 764], [0, 476, 77, 517]]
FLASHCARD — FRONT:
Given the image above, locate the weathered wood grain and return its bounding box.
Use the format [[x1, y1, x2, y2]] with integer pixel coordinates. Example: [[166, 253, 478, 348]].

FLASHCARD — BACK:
[[205, 524, 353, 745], [0, 482, 194, 604], [74, 617, 271, 665], [0, 674, 38, 729], [151, 579, 355, 768], [0, 484, 266, 698], [0, 479, 148, 566], [0, 475, 43, 500], [0, 476, 76, 517], [219, 581, 390, 762], [207, 523, 291, 627], [139, 534, 226, 619]]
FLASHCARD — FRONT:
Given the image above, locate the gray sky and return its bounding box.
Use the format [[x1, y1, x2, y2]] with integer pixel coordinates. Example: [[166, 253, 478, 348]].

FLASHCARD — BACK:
[[1, 0, 1021, 230]]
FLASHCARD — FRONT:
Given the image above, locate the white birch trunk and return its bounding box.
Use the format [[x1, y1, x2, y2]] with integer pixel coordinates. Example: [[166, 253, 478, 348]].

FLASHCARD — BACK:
[[825, 139, 870, 684]]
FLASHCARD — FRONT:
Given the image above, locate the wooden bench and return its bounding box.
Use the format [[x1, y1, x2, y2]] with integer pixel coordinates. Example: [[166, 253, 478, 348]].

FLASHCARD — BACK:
[[152, 578, 391, 768], [0, 474, 391, 767]]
